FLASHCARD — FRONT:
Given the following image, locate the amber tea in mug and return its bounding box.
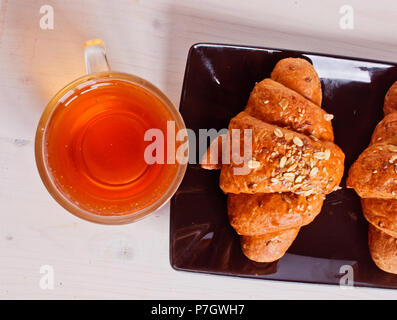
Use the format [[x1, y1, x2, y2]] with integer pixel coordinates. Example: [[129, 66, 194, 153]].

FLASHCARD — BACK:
[[35, 40, 187, 224]]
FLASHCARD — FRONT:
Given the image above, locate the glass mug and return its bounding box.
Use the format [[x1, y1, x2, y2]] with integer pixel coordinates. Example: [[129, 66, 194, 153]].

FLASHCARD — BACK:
[[35, 40, 187, 224]]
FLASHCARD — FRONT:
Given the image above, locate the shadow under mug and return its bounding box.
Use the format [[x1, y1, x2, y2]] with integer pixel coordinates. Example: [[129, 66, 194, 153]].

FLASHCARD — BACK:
[[35, 40, 187, 224]]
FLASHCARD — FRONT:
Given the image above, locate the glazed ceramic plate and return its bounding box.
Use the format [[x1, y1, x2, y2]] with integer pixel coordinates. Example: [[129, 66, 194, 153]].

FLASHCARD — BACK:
[[170, 43, 397, 289]]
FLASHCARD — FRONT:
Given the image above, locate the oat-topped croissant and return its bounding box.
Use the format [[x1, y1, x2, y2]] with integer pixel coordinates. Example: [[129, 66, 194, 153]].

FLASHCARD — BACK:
[[347, 81, 397, 273], [202, 58, 345, 262]]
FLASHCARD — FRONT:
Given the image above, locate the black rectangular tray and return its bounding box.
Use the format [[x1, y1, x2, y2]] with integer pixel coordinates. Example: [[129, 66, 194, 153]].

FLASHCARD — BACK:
[[170, 43, 397, 289]]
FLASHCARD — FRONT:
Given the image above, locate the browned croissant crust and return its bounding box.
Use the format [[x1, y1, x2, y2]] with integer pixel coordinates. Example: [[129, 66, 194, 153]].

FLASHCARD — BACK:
[[245, 79, 333, 141], [362, 198, 397, 238], [228, 193, 323, 235], [201, 58, 344, 262], [346, 144, 397, 199], [241, 228, 300, 263], [347, 81, 397, 274], [219, 112, 344, 195], [368, 225, 397, 274], [270, 57, 322, 106], [384, 81, 397, 115], [370, 112, 397, 145]]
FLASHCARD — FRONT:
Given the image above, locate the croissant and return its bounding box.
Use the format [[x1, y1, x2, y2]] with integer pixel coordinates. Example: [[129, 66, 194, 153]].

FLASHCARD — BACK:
[[347, 81, 397, 273], [202, 58, 345, 262]]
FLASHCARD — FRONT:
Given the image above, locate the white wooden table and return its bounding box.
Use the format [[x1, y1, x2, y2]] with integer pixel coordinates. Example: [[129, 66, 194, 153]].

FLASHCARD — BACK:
[[1, 0, 397, 299]]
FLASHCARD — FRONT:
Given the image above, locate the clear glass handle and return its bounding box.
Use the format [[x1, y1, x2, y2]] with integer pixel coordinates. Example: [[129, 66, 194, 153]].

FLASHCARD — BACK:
[[84, 39, 110, 74]]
